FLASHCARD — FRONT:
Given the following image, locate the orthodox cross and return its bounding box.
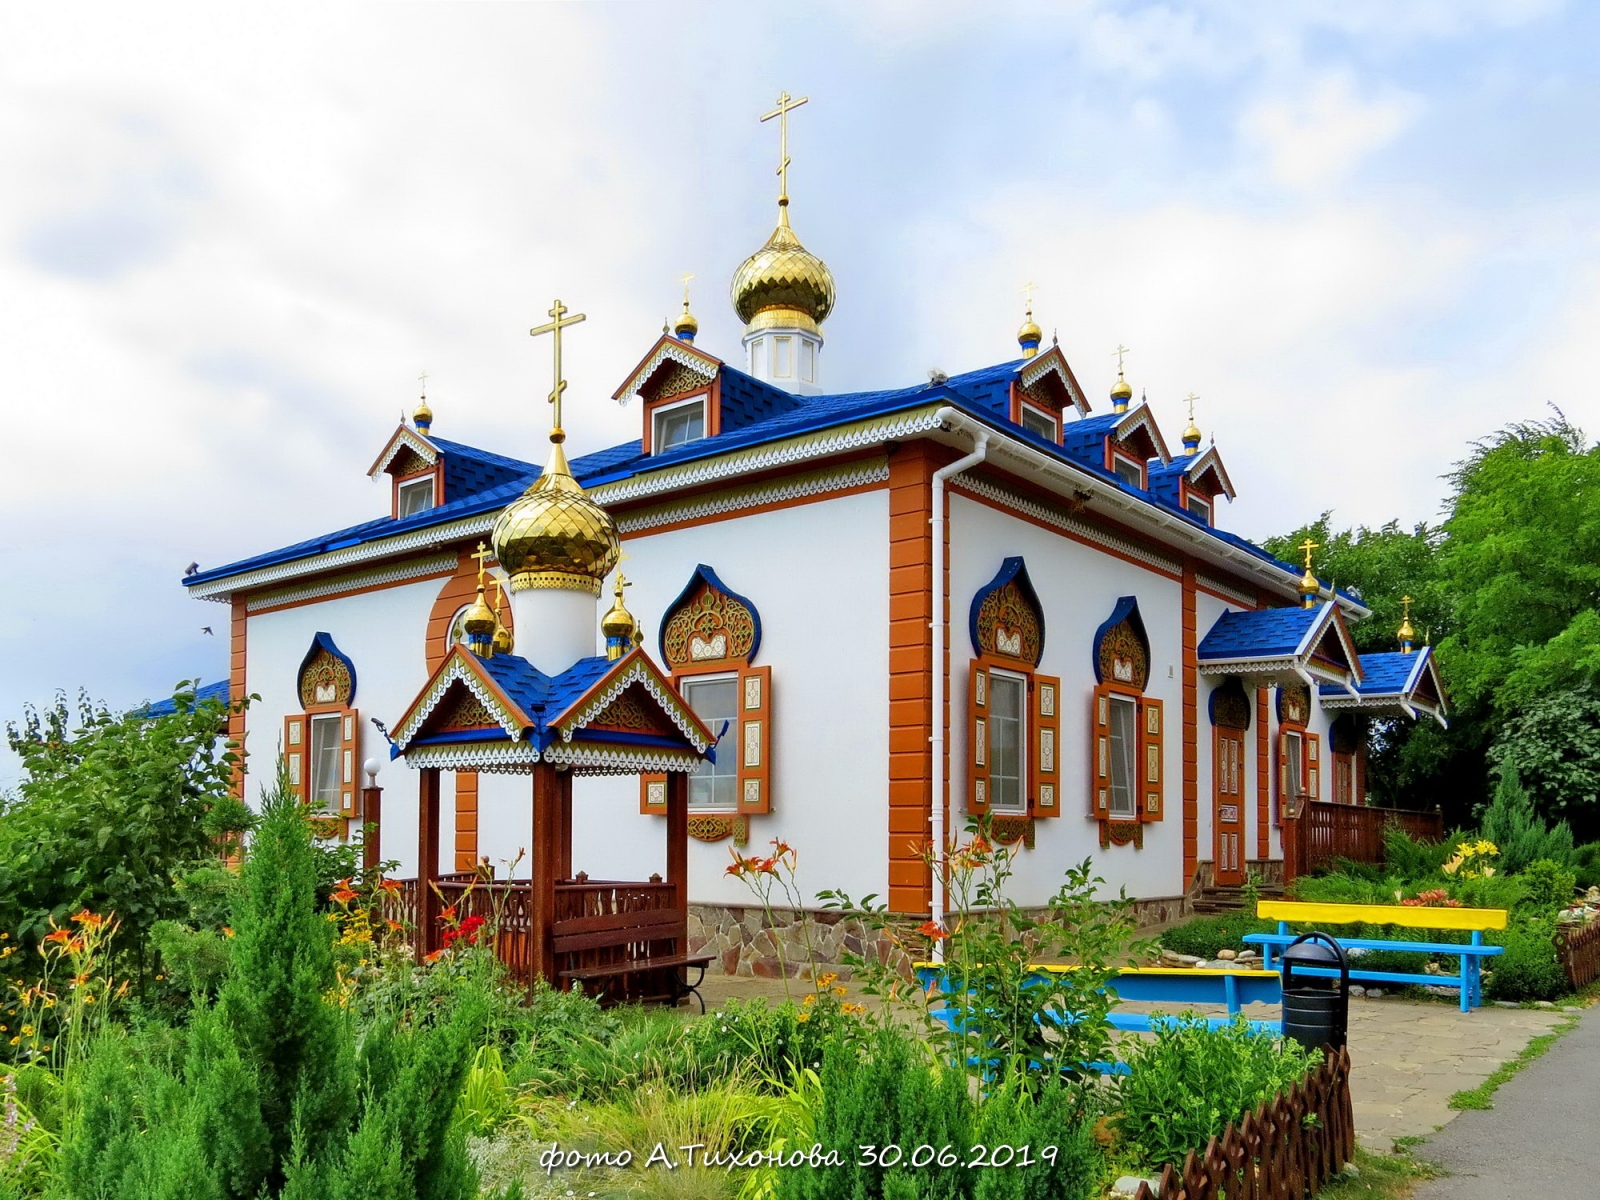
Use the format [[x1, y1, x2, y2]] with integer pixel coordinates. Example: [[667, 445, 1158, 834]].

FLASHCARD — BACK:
[[1021, 280, 1038, 315], [471, 541, 493, 590], [529, 299, 586, 440], [1298, 538, 1320, 571], [1113, 344, 1131, 375], [680, 272, 694, 305], [761, 91, 809, 206], [1185, 392, 1200, 421], [417, 369, 428, 398], [1401, 595, 1413, 620]]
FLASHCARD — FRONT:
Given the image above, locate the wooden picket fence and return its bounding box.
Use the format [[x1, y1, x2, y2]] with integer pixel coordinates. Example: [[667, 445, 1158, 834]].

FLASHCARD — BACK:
[[1134, 1047, 1354, 1200], [1556, 921, 1600, 991]]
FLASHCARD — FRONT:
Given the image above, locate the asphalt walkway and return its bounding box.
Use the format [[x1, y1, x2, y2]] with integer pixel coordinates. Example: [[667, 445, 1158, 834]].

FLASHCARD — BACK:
[[1410, 1005, 1599, 1198]]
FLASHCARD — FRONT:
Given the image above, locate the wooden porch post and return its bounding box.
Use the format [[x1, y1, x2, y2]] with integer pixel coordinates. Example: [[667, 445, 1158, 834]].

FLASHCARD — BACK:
[[555, 773, 573, 881], [665, 771, 688, 915], [360, 783, 383, 873], [417, 767, 442, 961], [530, 764, 561, 986]]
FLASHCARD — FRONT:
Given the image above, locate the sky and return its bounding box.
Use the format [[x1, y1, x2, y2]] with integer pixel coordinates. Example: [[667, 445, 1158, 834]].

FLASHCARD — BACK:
[[4, 0, 1600, 777]]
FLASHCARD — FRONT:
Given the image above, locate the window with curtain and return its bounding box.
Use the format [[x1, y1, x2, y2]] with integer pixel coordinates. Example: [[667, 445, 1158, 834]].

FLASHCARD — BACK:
[[309, 713, 343, 813]]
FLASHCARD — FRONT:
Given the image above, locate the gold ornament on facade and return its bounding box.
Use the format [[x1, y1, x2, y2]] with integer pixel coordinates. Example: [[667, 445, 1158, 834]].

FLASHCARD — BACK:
[[299, 649, 353, 709], [976, 581, 1043, 665], [663, 585, 757, 667], [492, 300, 622, 596]]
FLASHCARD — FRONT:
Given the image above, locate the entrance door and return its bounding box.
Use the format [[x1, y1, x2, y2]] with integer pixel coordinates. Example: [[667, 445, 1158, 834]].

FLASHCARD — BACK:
[[1213, 730, 1246, 886]]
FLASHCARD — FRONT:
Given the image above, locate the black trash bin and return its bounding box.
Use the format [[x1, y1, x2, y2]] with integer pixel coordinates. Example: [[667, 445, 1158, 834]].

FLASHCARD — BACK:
[[1280, 931, 1350, 1052]]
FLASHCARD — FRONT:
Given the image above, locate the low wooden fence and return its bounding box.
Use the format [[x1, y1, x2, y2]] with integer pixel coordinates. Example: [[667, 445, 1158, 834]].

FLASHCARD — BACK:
[[1557, 921, 1600, 991], [1287, 802, 1443, 880], [1134, 1047, 1354, 1200]]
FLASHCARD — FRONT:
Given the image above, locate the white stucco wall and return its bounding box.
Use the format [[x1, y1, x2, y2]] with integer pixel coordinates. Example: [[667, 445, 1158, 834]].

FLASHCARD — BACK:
[[948, 494, 1187, 906], [242, 576, 444, 875], [561, 488, 892, 908]]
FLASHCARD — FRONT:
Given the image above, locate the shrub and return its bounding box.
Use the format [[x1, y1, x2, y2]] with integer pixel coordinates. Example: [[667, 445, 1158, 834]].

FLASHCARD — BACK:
[[1575, 843, 1600, 891], [1113, 1016, 1320, 1171], [1519, 859, 1578, 914], [1382, 825, 1455, 879], [1485, 919, 1568, 1002], [970, 1073, 1104, 1200], [684, 994, 862, 1087], [1158, 914, 1274, 960], [1480, 768, 1575, 873]]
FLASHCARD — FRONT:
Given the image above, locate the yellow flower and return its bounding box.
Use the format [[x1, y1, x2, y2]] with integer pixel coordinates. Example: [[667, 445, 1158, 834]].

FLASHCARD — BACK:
[[802, 992, 816, 1006], [796, 1012, 810, 1023], [1481, 866, 1496, 878], [832, 986, 848, 997], [1477, 840, 1498, 856], [817, 972, 839, 988], [7, 1038, 16, 1046], [20, 1026, 32, 1036], [1443, 856, 1462, 876]]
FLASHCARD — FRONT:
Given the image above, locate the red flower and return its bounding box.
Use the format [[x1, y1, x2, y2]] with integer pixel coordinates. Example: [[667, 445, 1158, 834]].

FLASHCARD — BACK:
[[917, 920, 949, 941]]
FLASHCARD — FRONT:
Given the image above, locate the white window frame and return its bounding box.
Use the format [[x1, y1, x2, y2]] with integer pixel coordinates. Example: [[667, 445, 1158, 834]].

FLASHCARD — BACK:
[[308, 712, 343, 814], [1284, 729, 1305, 815], [681, 672, 739, 811], [1020, 403, 1058, 442], [397, 475, 436, 518], [773, 335, 793, 379], [652, 395, 707, 455], [1112, 452, 1145, 490], [1107, 693, 1139, 819], [987, 668, 1028, 813], [1186, 492, 1212, 525]]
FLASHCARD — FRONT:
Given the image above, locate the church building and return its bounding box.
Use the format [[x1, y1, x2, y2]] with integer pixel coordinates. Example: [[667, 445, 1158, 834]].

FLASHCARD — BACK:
[[179, 98, 1446, 979]]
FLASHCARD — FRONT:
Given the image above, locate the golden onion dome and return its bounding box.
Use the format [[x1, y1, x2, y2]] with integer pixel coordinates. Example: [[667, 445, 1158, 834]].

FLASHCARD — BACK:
[[601, 576, 637, 635], [673, 301, 699, 341], [1299, 566, 1319, 604], [1017, 312, 1042, 358], [413, 397, 434, 436], [491, 583, 514, 655], [461, 584, 497, 650], [1182, 417, 1203, 452], [491, 442, 621, 597], [1110, 374, 1134, 405], [730, 209, 835, 331]]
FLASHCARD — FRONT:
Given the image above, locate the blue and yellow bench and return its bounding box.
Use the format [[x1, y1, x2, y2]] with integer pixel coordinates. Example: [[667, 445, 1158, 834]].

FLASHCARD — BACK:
[[1243, 900, 1506, 1013]]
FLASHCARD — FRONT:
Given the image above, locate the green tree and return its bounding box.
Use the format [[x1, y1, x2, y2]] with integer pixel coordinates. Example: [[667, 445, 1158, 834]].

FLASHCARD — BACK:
[[0, 684, 247, 984]]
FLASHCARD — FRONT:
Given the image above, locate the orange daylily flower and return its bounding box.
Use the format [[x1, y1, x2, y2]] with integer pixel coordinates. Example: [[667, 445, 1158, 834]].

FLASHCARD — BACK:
[[917, 920, 950, 941]]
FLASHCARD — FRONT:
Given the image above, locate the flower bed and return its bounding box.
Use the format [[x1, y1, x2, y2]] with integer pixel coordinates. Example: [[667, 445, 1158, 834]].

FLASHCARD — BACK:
[[1132, 1047, 1355, 1200]]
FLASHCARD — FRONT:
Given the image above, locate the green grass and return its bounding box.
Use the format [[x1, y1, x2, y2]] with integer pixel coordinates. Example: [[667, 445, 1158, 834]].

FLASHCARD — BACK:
[[1314, 1148, 1440, 1200], [1447, 1012, 1582, 1111]]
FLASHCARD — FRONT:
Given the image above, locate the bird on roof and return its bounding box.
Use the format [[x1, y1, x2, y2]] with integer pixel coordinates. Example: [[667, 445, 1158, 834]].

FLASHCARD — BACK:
[[184, 562, 199, 577]]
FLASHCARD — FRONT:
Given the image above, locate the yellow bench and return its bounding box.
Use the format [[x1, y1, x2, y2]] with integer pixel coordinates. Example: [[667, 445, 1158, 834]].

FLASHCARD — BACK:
[[1245, 900, 1507, 1012]]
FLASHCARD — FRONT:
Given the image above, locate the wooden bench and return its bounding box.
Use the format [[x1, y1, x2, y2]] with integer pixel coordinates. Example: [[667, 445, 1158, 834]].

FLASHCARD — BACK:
[[552, 906, 713, 1010], [1243, 900, 1506, 1013]]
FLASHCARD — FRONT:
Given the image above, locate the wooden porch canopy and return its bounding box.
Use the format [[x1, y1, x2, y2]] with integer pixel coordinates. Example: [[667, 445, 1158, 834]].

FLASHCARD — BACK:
[[388, 644, 714, 999], [1319, 646, 1448, 728]]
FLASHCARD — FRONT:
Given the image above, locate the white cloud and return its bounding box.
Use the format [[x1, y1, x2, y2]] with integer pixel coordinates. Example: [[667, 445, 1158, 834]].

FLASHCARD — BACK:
[[1241, 74, 1420, 190]]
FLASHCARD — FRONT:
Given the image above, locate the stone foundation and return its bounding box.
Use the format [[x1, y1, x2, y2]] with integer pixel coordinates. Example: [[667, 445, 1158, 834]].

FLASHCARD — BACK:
[[689, 895, 1190, 978]]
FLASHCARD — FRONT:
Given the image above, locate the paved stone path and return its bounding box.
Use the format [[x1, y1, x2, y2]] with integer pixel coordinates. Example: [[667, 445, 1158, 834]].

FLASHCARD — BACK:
[[697, 975, 1567, 1150], [1409, 1004, 1597, 1198]]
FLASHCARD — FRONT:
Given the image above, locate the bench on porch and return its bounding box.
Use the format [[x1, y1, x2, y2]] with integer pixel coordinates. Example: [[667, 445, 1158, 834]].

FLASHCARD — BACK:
[[552, 876, 713, 1010], [1244, 899, 1506, 1012]]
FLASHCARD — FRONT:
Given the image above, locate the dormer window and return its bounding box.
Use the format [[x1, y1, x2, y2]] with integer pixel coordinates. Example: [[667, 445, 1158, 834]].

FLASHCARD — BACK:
[[1020, 403, 1059, 443], [1112, 453, 1144, 490], [1186, 493, 1212, 525], [397, 475, 436, 518], [652, 396, 707, 454]]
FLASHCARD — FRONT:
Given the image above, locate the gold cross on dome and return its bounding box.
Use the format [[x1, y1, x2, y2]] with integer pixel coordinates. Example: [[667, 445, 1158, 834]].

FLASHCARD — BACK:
[[471, 541, 493, 589], [1021, 280, 1038, 315], [680, 272, 694, 305], [1113, 344, 1131, 375], [761, 91, 809, 206], [1401, 595, 1413, 618], [1298, 538, 1321, 571], [529, 299, 586, 441], [417, 369, 428, 398], [1185, 392, 1199, 421]]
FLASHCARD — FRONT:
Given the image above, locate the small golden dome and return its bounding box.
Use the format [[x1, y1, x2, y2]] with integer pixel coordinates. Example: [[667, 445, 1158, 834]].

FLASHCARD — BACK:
[[491, 582, 513, 655], [491, 442, 621, 597], [1110, 374, 1133, 404], [731, 211, 835, 329], [413, 398, 433, 435], [1182, 418, 1203, 452], [1299, 566, 1319, 607], [673, 299, 699, 341], [461, 584, 497, 656], [1017, 311, 1042, 358]]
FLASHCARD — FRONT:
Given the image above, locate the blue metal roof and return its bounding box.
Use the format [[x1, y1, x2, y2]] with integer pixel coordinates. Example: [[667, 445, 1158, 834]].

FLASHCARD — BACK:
[[137, 679, 230, 717], [1197, 607, 1321, 661], [184, 353, 1321, 598]]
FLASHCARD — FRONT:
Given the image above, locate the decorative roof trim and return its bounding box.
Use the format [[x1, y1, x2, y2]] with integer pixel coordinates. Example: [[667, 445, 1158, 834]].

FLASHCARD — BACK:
[[1184, 445, 1236, 502], [616, 458, 888, 535], [186, 511, 496, 602], [1091, 596, 1148, 686], [1196, 656, 1350, 686], [298, 633, 358, 705], [543, 742, 708, 775], [659, 566, 764, 666], [393, 650, 525, 750], [1294, 603, 1364, 685], [1017, 346, 1091, 416], [1195, 570, 1257, 609], [247, 552, 458, 613], [612, 335, 723, 402], [955, 474, 1183, 576], [554, 651, 712, 753], [367, 424, 440, 478], [404, 740, 541, 773], [590, 406, 946, 507], [1114, 405, 1172, 466]]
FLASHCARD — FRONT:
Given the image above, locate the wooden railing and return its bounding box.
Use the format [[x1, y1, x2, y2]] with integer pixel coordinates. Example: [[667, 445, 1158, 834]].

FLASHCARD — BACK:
[[1557, 920, 1600, 991], [1135, 1047, 1354, 1200], [385, 873, 683, 996], [1288, 801, 1444, 880]]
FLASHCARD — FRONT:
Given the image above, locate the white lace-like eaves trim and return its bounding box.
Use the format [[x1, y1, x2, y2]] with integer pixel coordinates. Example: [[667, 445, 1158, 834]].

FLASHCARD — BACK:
[[616, 458, 889, 533], [956, 475, 1183, 576], [394, 656, 524, 748], [615, 341, 717, 403], [368, 426, 440, 477], [559, 659, 710, 753], [247, 552, 457, 612]]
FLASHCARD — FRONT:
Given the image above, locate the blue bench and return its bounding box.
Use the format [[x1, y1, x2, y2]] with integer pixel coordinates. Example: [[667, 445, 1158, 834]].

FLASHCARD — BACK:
[[1242, 900, 1506, 1013]]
